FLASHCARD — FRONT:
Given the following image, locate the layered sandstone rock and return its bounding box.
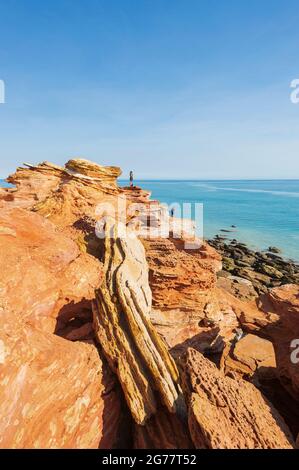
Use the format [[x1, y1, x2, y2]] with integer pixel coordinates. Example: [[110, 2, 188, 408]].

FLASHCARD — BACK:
[[65, 158, 121, 183], [1, 160, 123, 230], [92, 221, 184, 425], [141, 237, 240, 355], [183, 348, 294, 449], [2, 162, 64, 209]]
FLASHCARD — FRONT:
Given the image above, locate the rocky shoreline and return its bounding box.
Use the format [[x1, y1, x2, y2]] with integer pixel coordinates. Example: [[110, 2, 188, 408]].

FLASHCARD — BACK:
[[208, 235, 299, 298], [0, 159, 298, 449]]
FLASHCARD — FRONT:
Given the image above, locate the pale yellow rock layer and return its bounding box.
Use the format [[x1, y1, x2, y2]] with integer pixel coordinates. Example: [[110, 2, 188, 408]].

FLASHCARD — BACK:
[[92, 220, 183, 425]]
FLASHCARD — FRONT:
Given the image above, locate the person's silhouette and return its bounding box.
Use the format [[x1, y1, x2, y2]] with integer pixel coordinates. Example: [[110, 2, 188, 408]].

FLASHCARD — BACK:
[[129, 171, 134, 187]]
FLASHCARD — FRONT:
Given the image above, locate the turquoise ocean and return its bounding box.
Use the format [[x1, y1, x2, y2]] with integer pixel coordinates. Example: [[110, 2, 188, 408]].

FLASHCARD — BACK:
[[2, 178, 298, 262], [124, 179, 299, 262]]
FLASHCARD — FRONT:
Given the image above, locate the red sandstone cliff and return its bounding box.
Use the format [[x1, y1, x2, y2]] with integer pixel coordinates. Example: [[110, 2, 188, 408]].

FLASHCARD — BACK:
[[0, 158, 297, 449]]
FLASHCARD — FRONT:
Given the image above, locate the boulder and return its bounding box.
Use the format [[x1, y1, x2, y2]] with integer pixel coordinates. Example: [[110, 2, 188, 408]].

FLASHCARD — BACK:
[[260, 264, 284, 280], [268, 246, 281, 254], [221, 333, 276, 380], [222, 257, 235, 271]]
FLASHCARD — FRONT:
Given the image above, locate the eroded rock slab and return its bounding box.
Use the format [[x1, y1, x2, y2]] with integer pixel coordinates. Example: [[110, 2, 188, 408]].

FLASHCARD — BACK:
[[183, 348, 294, 449]]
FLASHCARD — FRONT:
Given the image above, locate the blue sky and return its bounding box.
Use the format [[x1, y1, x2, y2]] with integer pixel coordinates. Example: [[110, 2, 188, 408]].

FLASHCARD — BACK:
[[0, 0, 299, 178]]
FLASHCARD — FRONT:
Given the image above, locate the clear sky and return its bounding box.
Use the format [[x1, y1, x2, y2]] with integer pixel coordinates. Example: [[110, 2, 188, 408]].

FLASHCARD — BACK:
[[0, 0, 299, 179]]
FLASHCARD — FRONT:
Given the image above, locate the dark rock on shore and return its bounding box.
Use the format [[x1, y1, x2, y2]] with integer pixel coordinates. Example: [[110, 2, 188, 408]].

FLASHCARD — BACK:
[[208, 236, 299, 296], [268, 246, 281, 254]]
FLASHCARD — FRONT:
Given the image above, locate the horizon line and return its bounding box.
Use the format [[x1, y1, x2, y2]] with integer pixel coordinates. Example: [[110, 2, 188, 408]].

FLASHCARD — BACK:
[[118, 177, 299, 181], [1, 177, 299, 182]]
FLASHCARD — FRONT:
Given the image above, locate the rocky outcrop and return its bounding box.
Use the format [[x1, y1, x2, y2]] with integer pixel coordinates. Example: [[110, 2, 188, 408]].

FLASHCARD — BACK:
[[209, 237, 299, 294], [1, 160, 123, 232], [2, 162, 65, 209], [141, 237, 240, 355], [92, 221, 184, 426], [65, 158, 121, 184], [1, 158, 298, 449], [183, 348, 294, 449], [0, 206, 123, 448]]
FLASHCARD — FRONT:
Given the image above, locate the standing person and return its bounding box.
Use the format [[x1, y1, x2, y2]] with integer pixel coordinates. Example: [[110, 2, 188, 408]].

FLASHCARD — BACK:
[[170, 208, 174, 217], [129, 170, 134, 187]]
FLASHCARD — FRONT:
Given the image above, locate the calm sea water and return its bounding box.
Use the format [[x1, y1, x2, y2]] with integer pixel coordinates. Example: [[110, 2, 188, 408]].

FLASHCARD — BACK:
[[124, 179, 299, 262], [2, 178, 298, 261]]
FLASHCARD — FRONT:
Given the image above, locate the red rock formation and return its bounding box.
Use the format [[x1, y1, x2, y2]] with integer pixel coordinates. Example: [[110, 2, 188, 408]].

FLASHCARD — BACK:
[[183, 348, 294, 449], [141, 237, 241, 355], [1, 158, 298, 449], [0, 319, 122, 448], [0, 206, 102, 333], [0, 204, 123, 448], [266, 285, 299, 400]]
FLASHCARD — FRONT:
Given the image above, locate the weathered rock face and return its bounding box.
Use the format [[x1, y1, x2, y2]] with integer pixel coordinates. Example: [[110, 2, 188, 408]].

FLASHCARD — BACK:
[[2, 162, 65, 209], [1, 160, 123, 231], [268, 284, 299, 330], [221, 333, 276, 381], [92, 221, 184, 425], [0, 319, 122, 449], [266, 285, 299, 401], [133, 408, 192, 449], [217, 274, 258, 302], [0, 206, 102, 333], [183, 348, 294, 449], [141, 237, 240, 355], [0, 206, 124, 449]]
